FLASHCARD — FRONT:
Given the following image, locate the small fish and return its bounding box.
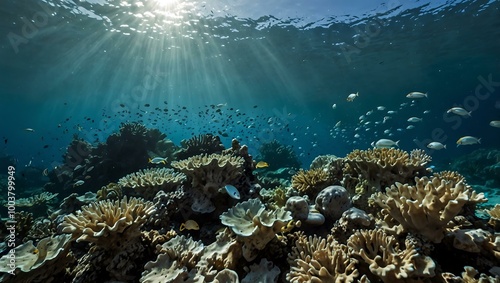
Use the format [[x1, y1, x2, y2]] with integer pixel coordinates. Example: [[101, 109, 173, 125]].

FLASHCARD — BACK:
[[371, 139, 399, 148], [407, 117, 423, 123], [335, 121, 341, 128], [377, 106, 386, 111], [224, 184, 240, 199], [73, 180, 85, 187], [490, 121, 500, 128], [447, 107, 471, 117], [24, 128, 35, 132], [331, 103, 337, 110], [74, 165, 83, 171], [32, 248, 39, 254], [423, 110, 431, 114], [346, 92, 359, 102], [180, 220, 199, 231], [216, 103, 227, 108], [427, 142, 446, 150], [42, 168, 49, 176], [406, 91, 428, 98], [149, 157, 167, 164], [406, 125, 415, 130], [255, 161, 269, 169], [366, 110, 373, 116], [387, 110, 397, 114], [456, 136, 481, 146]]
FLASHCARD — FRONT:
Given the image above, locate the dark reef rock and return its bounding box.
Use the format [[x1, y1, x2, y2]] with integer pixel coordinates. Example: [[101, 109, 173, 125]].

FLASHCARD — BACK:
[[174, 133, 225, 160], [257, 139, 301, 171], [448, 148, 500, 187]]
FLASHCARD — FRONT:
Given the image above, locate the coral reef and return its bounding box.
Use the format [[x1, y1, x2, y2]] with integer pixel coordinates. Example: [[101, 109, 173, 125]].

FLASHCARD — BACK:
[[287, 234, 359, 282], [118, 168, 186, 200], [220, 198, 292, 261], [448, 148, 500, 187], [344, 148, 431, 191], [174, 133, 225, 160], [172, 153, 245, 213], [315, 185, 351, 221], [291, 168, 333, 198], [372, 175, 487, 243], [258, 139, 301, 171]]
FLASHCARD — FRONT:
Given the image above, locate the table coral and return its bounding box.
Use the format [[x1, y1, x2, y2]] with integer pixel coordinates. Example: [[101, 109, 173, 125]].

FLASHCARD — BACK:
[[286, 234, 359, 282], [172, 153, 245, 213], [347, 229, 435, 283], [220, 198, 292, 261], [118, 168, 186, 199], [372, 175, 487, 243]]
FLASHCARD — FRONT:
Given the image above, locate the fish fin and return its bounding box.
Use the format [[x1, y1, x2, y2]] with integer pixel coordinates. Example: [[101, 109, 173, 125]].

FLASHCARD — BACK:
[[444, 144, 447, 149], [148, 158, 152, 163], [395, 140, 400, 147], [478, 138, 481, 144], [424, 92, 428, 98], [468, 111, 472, 116], [180, 224, 185, 231]]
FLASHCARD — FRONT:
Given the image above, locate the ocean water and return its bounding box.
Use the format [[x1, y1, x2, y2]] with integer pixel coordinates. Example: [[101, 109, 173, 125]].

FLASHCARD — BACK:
[[1, 0, 500, 281], [1, 0, 499, 169]]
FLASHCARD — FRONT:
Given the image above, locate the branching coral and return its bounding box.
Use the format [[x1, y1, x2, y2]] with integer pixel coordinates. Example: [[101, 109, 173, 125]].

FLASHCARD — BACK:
[[344, 148, 431, 191], [292, 168, 333, 197], [487, 204, 500, 230], [172, 153, 245, 213], [220, 198, 292, 261], [118, 168, 186, 199], [96, 182, 123, 201], [372, 175, 487, 243], [15, 192, 59, 207], [287, 234, 359, 282], [347, 229, 435, 283]]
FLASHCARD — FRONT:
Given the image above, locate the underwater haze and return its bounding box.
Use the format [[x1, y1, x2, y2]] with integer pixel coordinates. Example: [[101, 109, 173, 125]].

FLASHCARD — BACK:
[[0, 0, 500, 170]]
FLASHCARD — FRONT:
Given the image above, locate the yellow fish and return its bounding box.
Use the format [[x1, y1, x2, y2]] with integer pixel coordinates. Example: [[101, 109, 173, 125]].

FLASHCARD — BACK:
[[255, 161, 269, 169], [180, 220, 199, 231]]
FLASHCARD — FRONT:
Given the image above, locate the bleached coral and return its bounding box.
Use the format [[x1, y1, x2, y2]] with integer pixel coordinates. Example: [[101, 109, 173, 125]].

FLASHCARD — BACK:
[[344, 148, 431, 191], [0, 234, 73, 282], [287, 234, 359, 282], [372, 175, 486, 243], [488, 204, 500, 230], [220, 198, 292, 261], [118, 168, 186, 200], [171, 153, 245, 213], [59, 196, 155, 248], [15, 192, 59, 207], [347, 229, 435, 283]]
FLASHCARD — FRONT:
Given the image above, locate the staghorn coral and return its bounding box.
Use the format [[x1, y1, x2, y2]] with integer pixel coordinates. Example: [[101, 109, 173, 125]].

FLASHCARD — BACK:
[[347, 229, 435, 283], [0, 234, 73, 282], [220, 198, 292, 261], [174, 133, 225, 160], [292, 168, 333, 197], [118, 168, 186, 200], [372, 175, 487, 243], [287, 234, 359, 282], [344, 148, 431, 191], [172, 153, 245, 213]]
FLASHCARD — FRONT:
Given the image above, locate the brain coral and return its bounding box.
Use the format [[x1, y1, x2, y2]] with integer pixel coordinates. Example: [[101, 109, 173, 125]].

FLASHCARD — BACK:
[[372, 175, 486, 243], [286, 234, 358, 283], [171, 153, 245, 213], [220, 198, 292, 261], [344, 148, 431, 191], [118, 168, 186, 199], [59, 196, 155, 249]]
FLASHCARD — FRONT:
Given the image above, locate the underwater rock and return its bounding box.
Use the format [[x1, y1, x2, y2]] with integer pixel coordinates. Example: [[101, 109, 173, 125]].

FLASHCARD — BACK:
[[315, 185, 351, 221]]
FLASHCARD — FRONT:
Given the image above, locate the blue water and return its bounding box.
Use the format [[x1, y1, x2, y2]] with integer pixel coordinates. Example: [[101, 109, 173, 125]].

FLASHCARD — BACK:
[[0, 0, 499, 170]]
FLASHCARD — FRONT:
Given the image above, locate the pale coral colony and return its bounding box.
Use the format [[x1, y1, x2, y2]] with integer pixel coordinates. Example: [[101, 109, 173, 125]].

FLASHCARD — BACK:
[[1, 124, 499, 283]]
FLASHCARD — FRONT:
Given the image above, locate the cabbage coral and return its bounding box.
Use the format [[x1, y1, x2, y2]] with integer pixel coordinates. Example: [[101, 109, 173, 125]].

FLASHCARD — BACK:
[[118, 168, 186, 199]]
